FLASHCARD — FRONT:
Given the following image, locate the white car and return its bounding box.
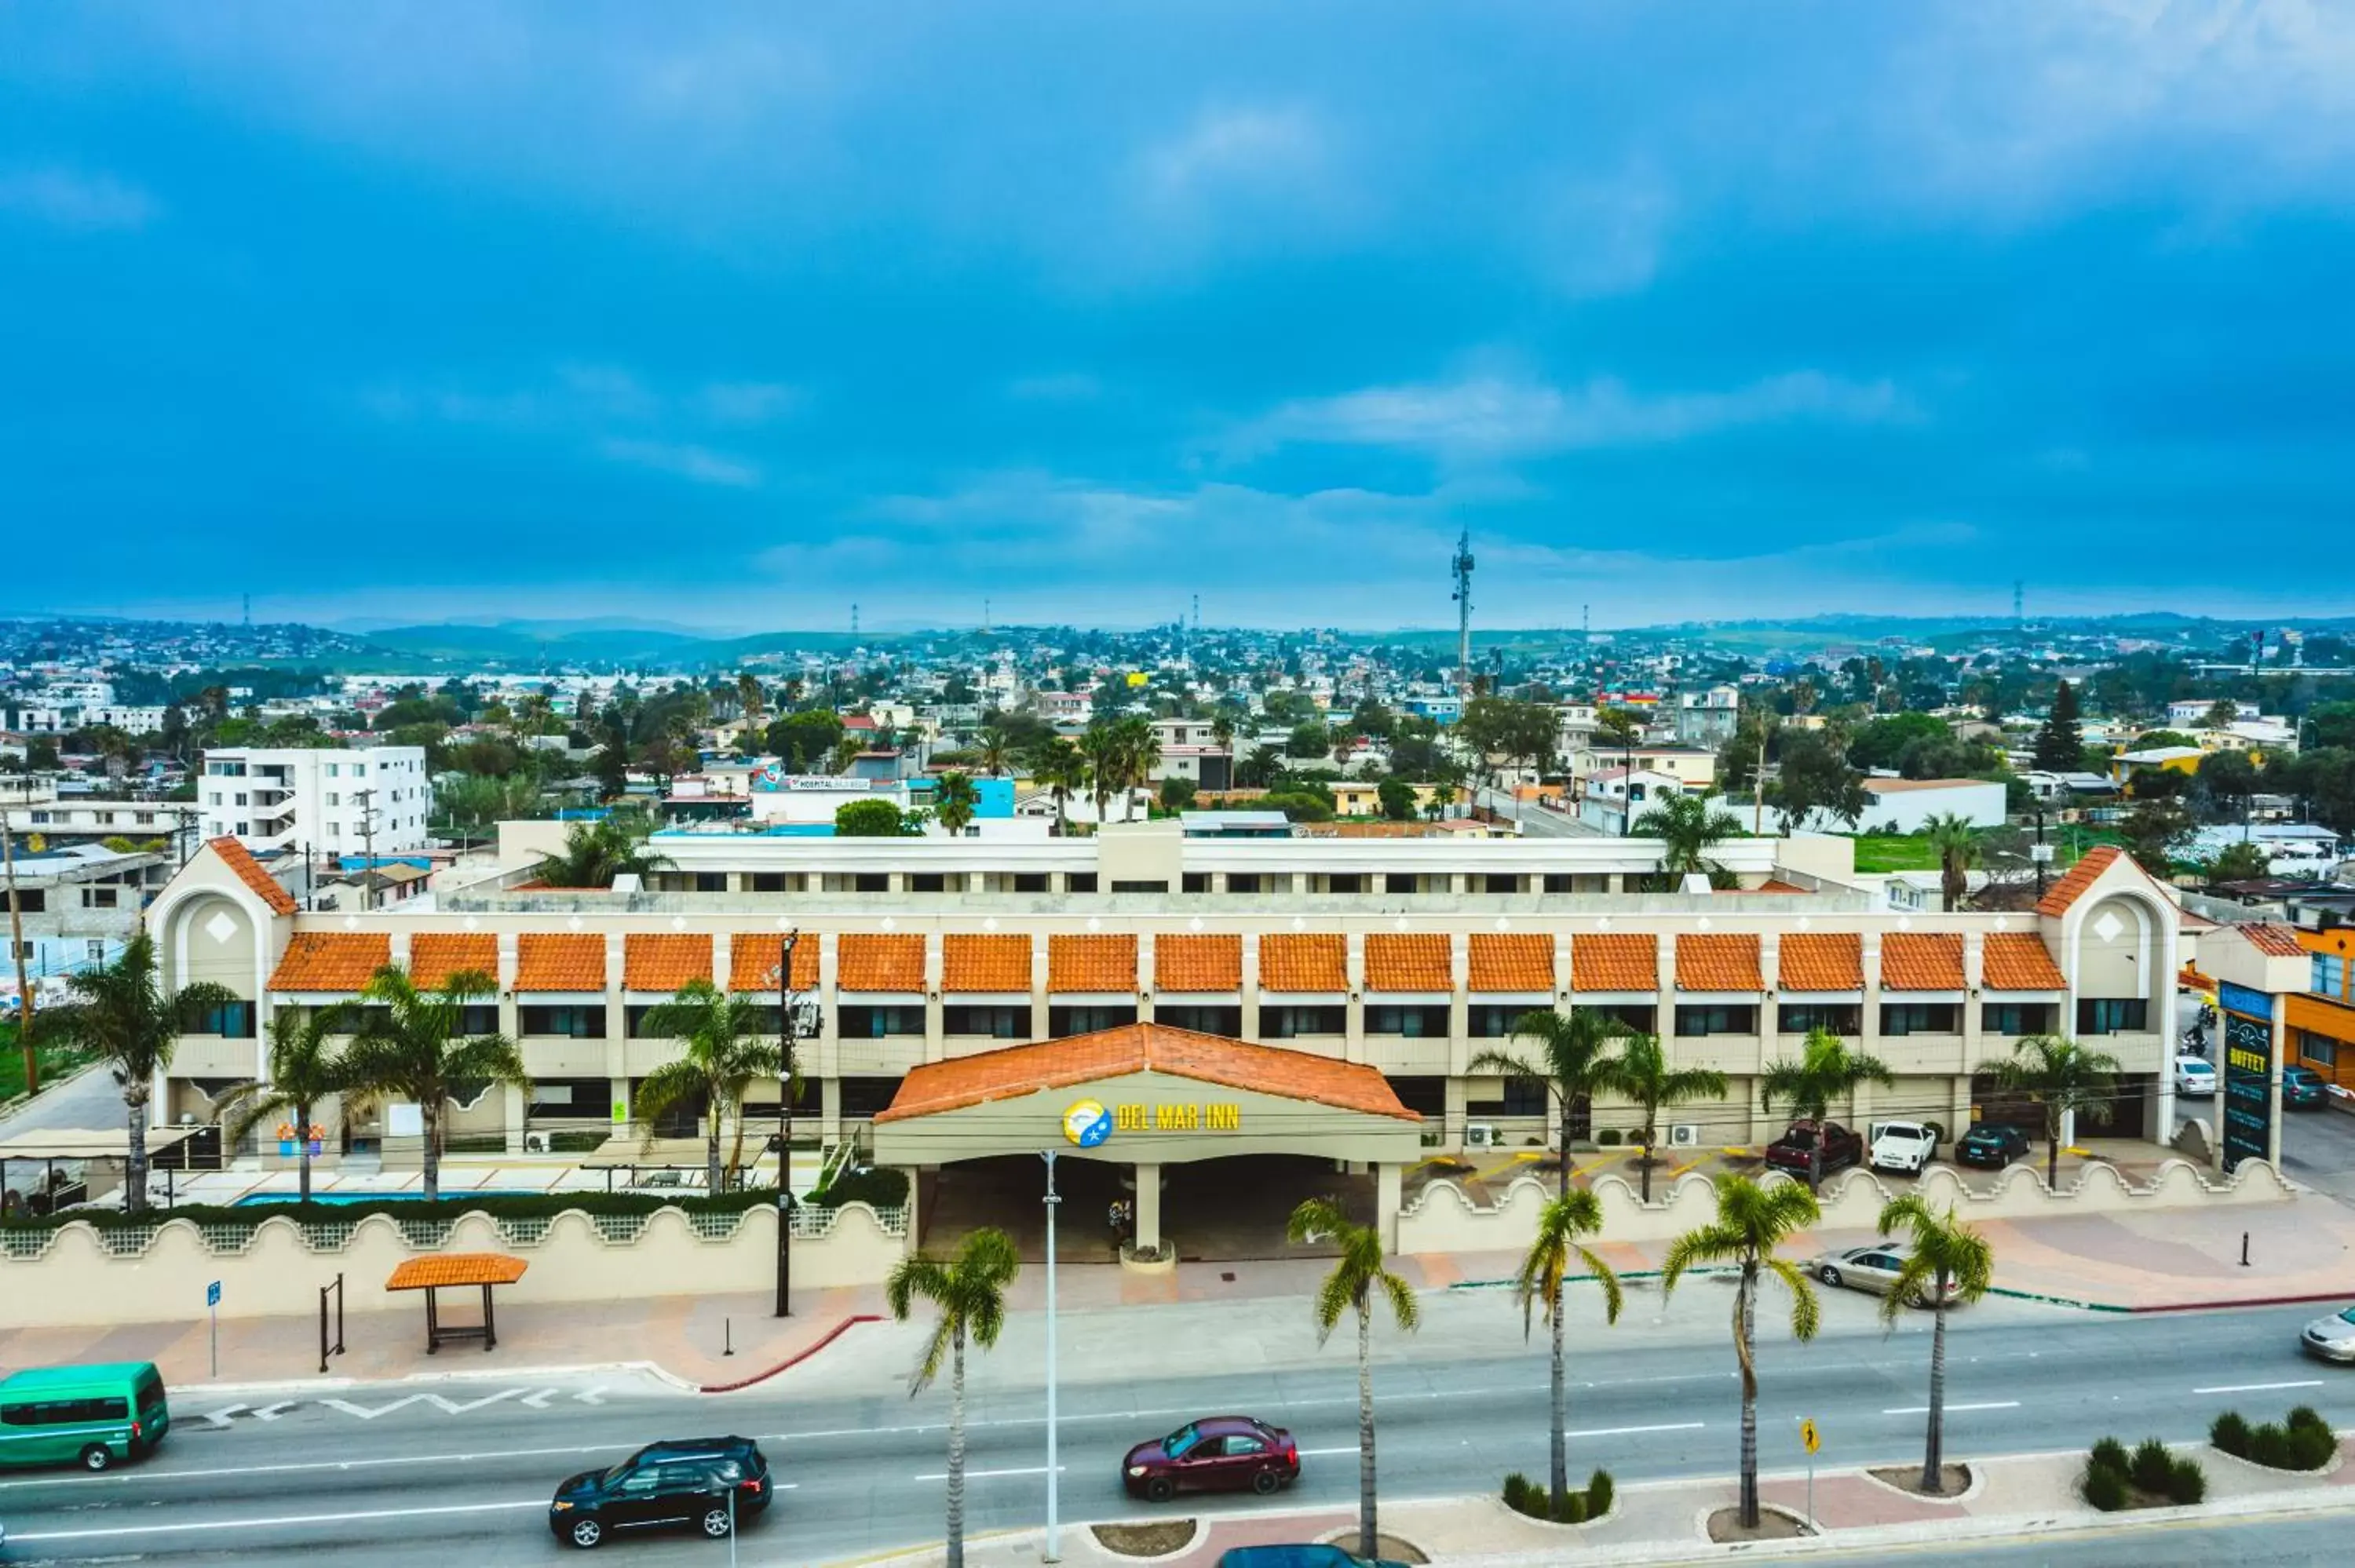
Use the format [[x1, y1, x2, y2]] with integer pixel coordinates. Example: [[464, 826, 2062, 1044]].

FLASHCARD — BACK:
[[2174, 1056, 2218, 1097], [1868, 1121, 1939, 1174]]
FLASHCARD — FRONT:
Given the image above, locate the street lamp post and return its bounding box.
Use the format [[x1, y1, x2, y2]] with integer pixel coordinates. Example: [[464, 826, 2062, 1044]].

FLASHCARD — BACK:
[[775, 931, 804, 1319], [1041, 1146, 1062, 1563]]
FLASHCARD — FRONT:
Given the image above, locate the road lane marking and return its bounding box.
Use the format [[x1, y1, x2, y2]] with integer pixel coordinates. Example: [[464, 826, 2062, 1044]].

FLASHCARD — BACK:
[[6, 1497, 546, 1542], [1568, 1421, 1706, 1437], [1880, 1402, 2019, 1415], [913, 1464, 1068, 1480], [1298, 1446, 1359, 1456], [2194, 1380, 2324, 1394], [0, 1442, 632, 1491]]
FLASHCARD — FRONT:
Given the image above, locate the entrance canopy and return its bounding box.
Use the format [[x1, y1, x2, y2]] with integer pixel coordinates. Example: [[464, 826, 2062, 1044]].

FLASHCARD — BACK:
[[872, 1023, 1423, 1168]]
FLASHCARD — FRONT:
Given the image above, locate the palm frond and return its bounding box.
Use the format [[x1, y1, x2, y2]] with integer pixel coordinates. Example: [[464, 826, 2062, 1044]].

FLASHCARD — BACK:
[[1762, 1256, 1822, 1341], [1377, 1267, 1419, 1332]]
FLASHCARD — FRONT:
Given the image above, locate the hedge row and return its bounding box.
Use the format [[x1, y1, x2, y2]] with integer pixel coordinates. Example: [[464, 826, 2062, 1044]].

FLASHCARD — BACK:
[[2212, 1406, 2336, 1471], [2083, 1436, 2204, 1511], [1502, 1468, 1614, 1525]]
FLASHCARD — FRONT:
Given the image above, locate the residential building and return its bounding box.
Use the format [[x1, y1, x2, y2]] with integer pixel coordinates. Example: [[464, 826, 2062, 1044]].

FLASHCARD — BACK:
[[0, 841, 170, 1009], [1804, 778, 2006, 835], [198, 746, 432, 859], [1672, 685, 1743, 748], [1576, 767, 1689, 834]]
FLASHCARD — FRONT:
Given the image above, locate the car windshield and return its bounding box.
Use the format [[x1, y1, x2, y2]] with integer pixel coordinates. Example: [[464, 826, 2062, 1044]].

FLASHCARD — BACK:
[[1163, 1424, 1203, 1458], [2338, 1307, 2355, 1327]]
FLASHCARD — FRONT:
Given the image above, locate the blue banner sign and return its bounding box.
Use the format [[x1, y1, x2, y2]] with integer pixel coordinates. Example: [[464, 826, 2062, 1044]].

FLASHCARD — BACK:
[[2221, 1002, 2274, 1172], [2218, 981, 2273, 1022]]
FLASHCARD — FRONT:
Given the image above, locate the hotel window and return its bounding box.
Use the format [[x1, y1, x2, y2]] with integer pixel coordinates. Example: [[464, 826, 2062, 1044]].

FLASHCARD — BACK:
[[1382, 873, 1420, 895], [2075, 998, 2149, 1035], [1384, 1075, 1448, 1117], [1226, 873, 1263, 894], [623, 1006, 673, 1038], [1258, 1005, 1346, 1038], [1589, 1003, 1657, 1035], [853, 873, 889, 894], [695, 873, 727, 892], [1050, 1004, 1137, 1037], [838, 1005, 926, 1038], [1469, 1004, 1539, 1038], [1111, 879, 1168, 894], [1982, 1002, 2056, 1037], [943, 1005, 1028, 1038], [839, 1078, 900, 1118], [2315, 954, 2346, 999], [1366, 1005, 1449, 1037], [909, 873, 947, 893], [1779, 1003, 1860, 1035], [1182, 873, 1210, 894], [1483, 873, 1520, 895], [1325, 874, 1364, 894], [520, 1005, 604, 1038], [1882, 1003, 1961, 1036], [751, 873, 789, 893], [1543, 874, 1576, 894], [1466, 1076, 1550, 1117], [455, 1005, 500, 1036], [179, 999, 256, 1039], [1067, 873, 1099, 893], [2300, 1032, 2339, 1068], [528, 1079, 612, 1120], [1675, 1005, 1757, 1037], [1012, 873, 1050, 894], [1158, 1004, 1241, 1035]]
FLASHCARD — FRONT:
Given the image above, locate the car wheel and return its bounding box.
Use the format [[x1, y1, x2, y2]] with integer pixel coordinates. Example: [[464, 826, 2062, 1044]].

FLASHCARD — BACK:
[[700, 1507, 733, 1539], [1252, 1470, 1281, 1497], [568, 1517, 604, 1550], [1146, 1476, 1175, 1504], [79, 1444, 112, 1472], [1818, 1265, 1842, 1287]]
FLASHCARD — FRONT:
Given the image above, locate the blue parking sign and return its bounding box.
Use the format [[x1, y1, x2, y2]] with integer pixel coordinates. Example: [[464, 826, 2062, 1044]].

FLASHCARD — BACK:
[[206, 1281, 221, 1307]]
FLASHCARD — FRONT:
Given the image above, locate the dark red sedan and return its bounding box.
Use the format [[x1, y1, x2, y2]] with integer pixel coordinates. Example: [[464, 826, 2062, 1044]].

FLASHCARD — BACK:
[[1123, 1417, 1298, 1501]]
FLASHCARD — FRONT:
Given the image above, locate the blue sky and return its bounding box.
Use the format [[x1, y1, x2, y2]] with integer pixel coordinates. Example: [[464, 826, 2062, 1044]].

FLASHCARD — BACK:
[[4, 2, 2353, 631]]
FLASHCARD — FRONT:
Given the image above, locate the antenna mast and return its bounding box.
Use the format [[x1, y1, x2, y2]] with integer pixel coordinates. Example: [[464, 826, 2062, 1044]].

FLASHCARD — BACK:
[[1450, 528, 1475, 693]]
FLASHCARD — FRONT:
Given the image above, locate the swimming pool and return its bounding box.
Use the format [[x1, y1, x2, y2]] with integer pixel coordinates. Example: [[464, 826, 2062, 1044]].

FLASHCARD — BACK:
[[229, 1189, 541, 1208]]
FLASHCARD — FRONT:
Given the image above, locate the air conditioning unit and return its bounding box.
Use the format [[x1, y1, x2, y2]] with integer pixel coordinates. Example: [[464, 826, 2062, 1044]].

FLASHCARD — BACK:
[[524, 1132, 547, 1154], [1465, 1124, 1501, 1150], [1667, 1124, 1701, 1148]]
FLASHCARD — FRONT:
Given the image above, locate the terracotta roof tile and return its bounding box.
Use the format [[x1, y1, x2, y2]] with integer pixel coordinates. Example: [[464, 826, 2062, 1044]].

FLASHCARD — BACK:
[[1468, 933, 1553, 993], [1048, 934, 1136, 994], [2035, 844, 2123, 917], [2244, 922, 2306, 958], [1260, 933, 1348, 993], [728, 935, 820, 992], [514, 933, 605, 991], [266, 932, 389, 992], [838, 933, 928, 992], [944, 933, 1032, 993], [1571, 933, 1658, 992], [409, 933, 498, 992], [1981, 932, 2065, 990], [1154, 933, 1242, 993], [874, 1023, 1418, 1124], [623, 933, 714, 993], [1364, 933, 1453, 993], [1777, 932, 1862, 992], [211, 836, 298, 916], [385, 1253, 528, 1290], [1881, 932, 1966, 990], [1676, 933, 1763, 992]]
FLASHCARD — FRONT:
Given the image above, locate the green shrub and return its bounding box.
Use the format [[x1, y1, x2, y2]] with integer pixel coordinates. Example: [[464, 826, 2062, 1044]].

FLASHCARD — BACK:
[[1502, 1473, 1532, 1515], [1597, 1129, 1622, 1147], [2211, 1411, 2250, 1456], [2250, 1424, 2293, 1469], [811, 1165, 911, 1210], [1556, 1492, 1587, 1525], [2129, 1438, 2175, 1495], [2287, 1405, 2330, 1433], [2166, 1457, 2206, 1505], [1586, 1468, 1615, 1518], [2082, 1464, 2127, 1511], [548, 1130, 608, 1154], [2089, 1437, 2129, 1479]]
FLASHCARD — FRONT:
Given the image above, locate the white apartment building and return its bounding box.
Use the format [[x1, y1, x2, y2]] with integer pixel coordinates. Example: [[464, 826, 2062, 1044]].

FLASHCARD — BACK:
[[199, 746, 432, 859]]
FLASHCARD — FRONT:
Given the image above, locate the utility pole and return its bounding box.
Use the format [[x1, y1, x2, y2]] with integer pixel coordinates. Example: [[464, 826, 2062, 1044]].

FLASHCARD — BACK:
[[353, 788, 377, 913], [1752, 727, 1769, 836], [1450, 528, 1475, 695], [774, 930, 805, 1318], [1041, 1146, 1062, 1563], [2, 811, 37, 1098]]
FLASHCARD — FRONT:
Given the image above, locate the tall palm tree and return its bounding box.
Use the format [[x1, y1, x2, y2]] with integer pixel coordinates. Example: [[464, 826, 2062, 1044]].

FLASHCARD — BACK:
[[338, 965, 528, 1203], [1632, 789, 1745, 886], [214, 1002, 352, 1202], [933, 771, 980, 838], [632, 978, 785, 1191], [1033, 738, 1085, 835], [1661, 1175, 1823, 1529], [735, 673, 768, 735], [1290, 1197, 1419, 1562], [1758, 1026, 1896, 1191], [533, 815, 672, 888], [976, 724, 1012, 779], [1984, 1033, 2122, 1190], [1470, 1008, 1630, 1199], [886, 1227, 1020, 1568], [1609, 1032, 1729, 1202], [1115, 716, 1159, 821], [1515, 1190, 1624, 1513], [1922, 812, 1979, 912], [1875, 1194, 1995, 1494], [1079, 725, 1124, 824], [42, 931, 238, 1214]]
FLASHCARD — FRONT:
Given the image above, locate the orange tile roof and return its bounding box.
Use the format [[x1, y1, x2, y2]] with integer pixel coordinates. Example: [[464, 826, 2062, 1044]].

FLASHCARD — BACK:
[[1571, 932, 1658, 992], [838, 933, 927, 992], [623, 933, 714, 993], [1981, 932, 2065, 990], [385, 1253, 528, 1291], [874, 1023, 1418, 1124], [266, 932, 389, 993], [1260, 933, 1348, 993], [2035, 844, 2123, 916], [2244, 923, 2306, 958], [1881, 932, 1966, 990], [409, 933, 497, 992], [1154, 933, 1243, 993], [944, 933, 1032, 993], [514, 933, 605, 991], [1364, 933, 1452, 993], [1048, 934, 1137, 994], [1468, 933, 1554, 993], [1676, 933, 1763, 992], [211, 836, 298, 916], [1777, 932, 1862, 992], [728, 935, 820, 992]]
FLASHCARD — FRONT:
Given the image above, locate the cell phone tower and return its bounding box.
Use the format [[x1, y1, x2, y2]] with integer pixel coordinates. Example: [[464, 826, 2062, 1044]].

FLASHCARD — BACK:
[[1450, 528, 1474, 693]]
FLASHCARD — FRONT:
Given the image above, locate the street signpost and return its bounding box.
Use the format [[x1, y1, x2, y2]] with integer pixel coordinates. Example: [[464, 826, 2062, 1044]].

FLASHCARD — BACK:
[[1798, 1417, 1820, 1527], [206, 1280, 221, 1377]]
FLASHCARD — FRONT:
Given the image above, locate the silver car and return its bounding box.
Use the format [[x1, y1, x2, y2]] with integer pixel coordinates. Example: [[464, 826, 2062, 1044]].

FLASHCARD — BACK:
[[2300, 1306, 2355, 1363], [1809, 1244, 1959, 1307]]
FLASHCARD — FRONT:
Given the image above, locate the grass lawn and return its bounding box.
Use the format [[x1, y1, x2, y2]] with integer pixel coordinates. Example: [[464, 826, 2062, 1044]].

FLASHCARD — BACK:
[[0, 1023, 93, 1103], [1846, 835, 1944, 873]]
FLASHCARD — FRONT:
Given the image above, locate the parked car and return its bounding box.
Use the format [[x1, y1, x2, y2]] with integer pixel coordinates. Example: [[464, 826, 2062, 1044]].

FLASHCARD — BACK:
[[2174, 1056, 2218, 1097], [1868, 1121, 1939, 1175], [2301, 1306, 2355, 1363], [548, 1437, 772, 1550], [2284, 1066, 2330, 1109], [1764, 1121, 1863, 1177], [1809, 1244, 1958, 1307], [1954, 1123, 2033, 1170], [1124, 1417, 1299, 1501], [1220, 1548, 1411, 1568]]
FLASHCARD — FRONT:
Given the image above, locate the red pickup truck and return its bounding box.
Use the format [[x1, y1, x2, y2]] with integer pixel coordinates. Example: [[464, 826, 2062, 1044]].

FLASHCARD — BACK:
[[1764, 1120, 1864, 1176]]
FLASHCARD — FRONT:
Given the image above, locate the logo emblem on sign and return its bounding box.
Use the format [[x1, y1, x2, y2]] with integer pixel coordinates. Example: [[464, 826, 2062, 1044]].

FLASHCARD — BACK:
[[1064, 1099, 1113, 1147]]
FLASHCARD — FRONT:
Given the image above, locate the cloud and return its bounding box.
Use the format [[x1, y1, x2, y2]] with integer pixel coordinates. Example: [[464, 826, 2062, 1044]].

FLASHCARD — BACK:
[[1532, 167, 1674, 297], [1225, 370, 1918, 461], [699, 381, 802, 423], [0, 167, 159, 231], [1006, 372, 1102, 403], [599, 438, 761, 488], [1138, 104, 1326, 202]]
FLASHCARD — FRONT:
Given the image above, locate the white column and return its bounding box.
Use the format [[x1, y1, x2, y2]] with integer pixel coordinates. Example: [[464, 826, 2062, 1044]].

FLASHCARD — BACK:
[[1377, 1161, 1403, 1254], [1134, 1162, 1162, 1250]]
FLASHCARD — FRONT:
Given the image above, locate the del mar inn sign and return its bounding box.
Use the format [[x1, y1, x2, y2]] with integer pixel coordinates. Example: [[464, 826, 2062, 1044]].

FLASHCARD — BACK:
[[1064, 1098, 1243, 1146]]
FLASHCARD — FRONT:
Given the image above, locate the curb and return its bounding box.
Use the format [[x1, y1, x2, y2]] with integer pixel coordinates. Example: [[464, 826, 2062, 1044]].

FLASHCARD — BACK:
[[703, 1315, 882, 1394], [170, 1358, 701, 1398], [1985, 1285, 2354, 1316]]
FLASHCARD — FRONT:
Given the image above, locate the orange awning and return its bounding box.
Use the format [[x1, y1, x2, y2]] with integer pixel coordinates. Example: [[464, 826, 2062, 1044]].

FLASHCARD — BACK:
[[385, 1253, 528, 1291]]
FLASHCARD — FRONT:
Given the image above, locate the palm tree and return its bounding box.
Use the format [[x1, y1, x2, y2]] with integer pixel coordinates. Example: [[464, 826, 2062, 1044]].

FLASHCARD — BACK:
[[1515, 1190, 1624, 1514], [1922, 812, 1979, 912], [976, 724, 1012, 779], [736, 673, 768, 735], [1984, 1033, 2122, 1190], [1115, 716, 1159, 821], [1290, 1197, 1419, 1561], [1661, 1175, 1823, 1529], [1632, 789, 1745, 887], [933, 771, 980, 838], [532, 815, 672, 888], [886, 1227, 1021, 1568], [41, 932, 238, 1214], [1609, 1032, 1729, 1202], [1876, 1194, 1995, 1494], [631, 979, 785, 1192], [1079, 725, 1124, 824], [338, 965, 528, 1203], [1034, 738, 1085, 835], [1427, 781, 1456, 821], [1470, 1008, 1630, 1199], [214, 1002, 352, 1202], [1758, 1026, 1896, 1191]]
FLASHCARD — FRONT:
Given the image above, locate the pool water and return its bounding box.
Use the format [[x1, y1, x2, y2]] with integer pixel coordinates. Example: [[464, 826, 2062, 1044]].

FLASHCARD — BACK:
[[229, 1189, 540, 1208]]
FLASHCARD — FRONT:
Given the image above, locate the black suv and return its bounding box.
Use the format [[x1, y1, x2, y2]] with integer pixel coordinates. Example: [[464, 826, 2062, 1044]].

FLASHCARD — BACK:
[[1955, 1123, 2032, 1170], [549, 1437, 773, 1550]]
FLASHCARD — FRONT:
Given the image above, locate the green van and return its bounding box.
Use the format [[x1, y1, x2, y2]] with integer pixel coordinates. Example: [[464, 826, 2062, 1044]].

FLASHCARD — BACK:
[[0, 1362, 170, 1471]]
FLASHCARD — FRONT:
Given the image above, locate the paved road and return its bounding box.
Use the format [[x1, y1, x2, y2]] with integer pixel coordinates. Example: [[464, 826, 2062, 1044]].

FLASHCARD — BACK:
[[0, 1061, 121, 1140], [1473, 786, 1597, 838], [5, 1296, 2354, 1566], [1800, 1508, 2355, 1566]]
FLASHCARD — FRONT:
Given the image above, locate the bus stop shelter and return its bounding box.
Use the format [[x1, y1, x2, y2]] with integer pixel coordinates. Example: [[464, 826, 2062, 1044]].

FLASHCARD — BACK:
[[385, 1253, 528, 1355]]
